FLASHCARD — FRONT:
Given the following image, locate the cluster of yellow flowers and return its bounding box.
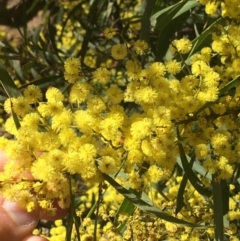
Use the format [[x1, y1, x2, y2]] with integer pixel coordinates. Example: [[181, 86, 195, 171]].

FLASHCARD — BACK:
[[1, 0, 240, 240], [200, 0, 240, 20]]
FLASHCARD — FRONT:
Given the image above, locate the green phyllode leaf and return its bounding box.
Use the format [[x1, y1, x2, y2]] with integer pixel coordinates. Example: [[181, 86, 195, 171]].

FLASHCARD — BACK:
[[103, 173, 205, 227], [176, 151, 196, 215], [211, 174, 225, 241], [177, 128, 212, 197], [114, 197, 136, 234], [151, 0, 199, 32], [185, 17, 226, 64], [0, 61, 22, 98], [151, 0, 199, 60]]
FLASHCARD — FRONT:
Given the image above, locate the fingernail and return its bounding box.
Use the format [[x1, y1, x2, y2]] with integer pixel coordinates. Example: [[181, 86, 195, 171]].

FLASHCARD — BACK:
[[2, 201, 37, 226]]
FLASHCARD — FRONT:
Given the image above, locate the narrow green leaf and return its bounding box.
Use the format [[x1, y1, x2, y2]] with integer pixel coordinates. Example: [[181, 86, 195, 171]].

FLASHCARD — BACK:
[[0, 55, 21, 60], [22, 0, 28, 42], [155, 11, 189, 61], [177, 128, 211, 197], [176, 152, 196, 215], [67, 177, 81, 241], [47, 19, 62, 63], [26, 0, 41, 14], [192, 161, 211, 180], [94, 185, 102, 241], [151, 0, 199, 61], [152, 183, 170, 202], [22, 61, 36, 71], [185, 17, 225, 63], [66, 204, 74, 241], [194, 101, 215, 116], [0, 42, 18, 54], [0, 61, 21, 97], [38, 35, 52, 65], [176, 174, 188, 215], [221, 181, 229, 216], [11, 110, 21, 130], [103, 174, 205, 227], [11, 60, 23, 81], [219, 75, 240, 95], [114, 198, 135, 234], [140, 0, 157, 43], [20, 76, 64, 89], [78, 0, 101, 63], [105, 1, 114, 20], [152, 0, 163, 14], [32, 25, 42, 47], [151, 0, 199, 31], [211, 174, 224, 241]]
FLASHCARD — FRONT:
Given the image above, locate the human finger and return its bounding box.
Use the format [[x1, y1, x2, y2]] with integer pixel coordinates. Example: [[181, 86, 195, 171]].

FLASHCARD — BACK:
[[22, 235, 49, 241], [0, 197, 40, 241]]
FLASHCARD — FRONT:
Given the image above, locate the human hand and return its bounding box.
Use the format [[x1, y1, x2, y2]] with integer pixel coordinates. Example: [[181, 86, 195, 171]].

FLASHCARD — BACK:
[[0, 151, 68, 241]]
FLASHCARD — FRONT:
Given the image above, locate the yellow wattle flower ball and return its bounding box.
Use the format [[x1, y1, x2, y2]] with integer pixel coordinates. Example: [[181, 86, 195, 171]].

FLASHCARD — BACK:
[[64, 57, 81, 75], [111, 43, 127, 60]]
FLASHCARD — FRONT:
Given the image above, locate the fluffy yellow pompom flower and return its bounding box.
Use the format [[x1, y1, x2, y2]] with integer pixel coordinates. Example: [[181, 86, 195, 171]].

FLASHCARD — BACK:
[[38, 102, 64, 117], [46, 87, 64, 102], [31, 156, 56, 181], [106, 85, 124, 104], [4, 98, 12, 114], [4, 117, 18, 135], [104, 27, 116, 39], [127, 149, 143, 165], [145, 165, 163, 183], [133, 39, 148, 55], [203, 71, 220, 87], [111, 44, 127, 60], [74, 110, 95, 134], [12, 96, 30, 117], [23, 85, 42, 104], [21, 113, 40, 130], [205, 1, 220, 17], [211, 132, 229, 150], [141, 139, 154, 157], [79, 143, 97, 163], [205, 86, 219, 102], [64, 57, 81, 75], [64, 72, 79, 83], [134, 86, 158, 104], [51, 110, 72, 131], [69, 82, 91, 104], [125, 60, 142, 80], [195, 144, 209, 159], [87, 96, 106, 114], [92, 67, 111, 85], [130, 118, 153, 140], [58, 128, 77, 146], [165, 60, 181, 75], [98, 156, 117, 174], [148, 62, 166, 78], [99, 113, 124, 140], [173, 37, 192, 54], [191, 60, 210, 76]]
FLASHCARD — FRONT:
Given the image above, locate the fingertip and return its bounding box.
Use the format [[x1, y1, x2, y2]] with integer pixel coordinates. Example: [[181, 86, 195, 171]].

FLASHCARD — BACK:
[[0, 200, 40, 241], [22, 235, 49, 241]]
